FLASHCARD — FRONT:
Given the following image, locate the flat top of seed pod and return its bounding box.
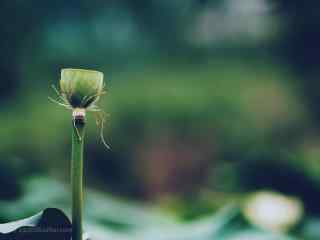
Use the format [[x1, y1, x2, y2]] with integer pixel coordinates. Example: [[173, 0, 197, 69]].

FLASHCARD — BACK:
[[61, 68, 103, 76]]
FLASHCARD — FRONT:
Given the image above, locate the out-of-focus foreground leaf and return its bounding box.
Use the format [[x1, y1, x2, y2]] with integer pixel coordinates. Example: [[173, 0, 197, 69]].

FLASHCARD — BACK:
[[0, 176, 299, 240], [0, 208, 71, 240]]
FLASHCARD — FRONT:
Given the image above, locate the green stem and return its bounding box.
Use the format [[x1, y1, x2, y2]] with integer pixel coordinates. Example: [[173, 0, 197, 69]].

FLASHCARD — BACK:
[[71, 117, 86, 240]]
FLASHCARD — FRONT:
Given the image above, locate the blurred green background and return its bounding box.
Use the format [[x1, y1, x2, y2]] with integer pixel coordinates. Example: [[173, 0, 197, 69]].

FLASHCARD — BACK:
[[1, 0, 320, 239]]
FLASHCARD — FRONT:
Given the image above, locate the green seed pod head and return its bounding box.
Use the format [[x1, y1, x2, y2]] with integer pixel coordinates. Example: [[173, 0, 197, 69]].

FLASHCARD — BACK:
[[60, 68, 104, 108]]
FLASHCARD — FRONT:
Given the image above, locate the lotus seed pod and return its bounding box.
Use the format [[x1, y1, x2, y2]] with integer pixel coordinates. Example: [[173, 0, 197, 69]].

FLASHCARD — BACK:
[[60, 68, 104, 108]]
